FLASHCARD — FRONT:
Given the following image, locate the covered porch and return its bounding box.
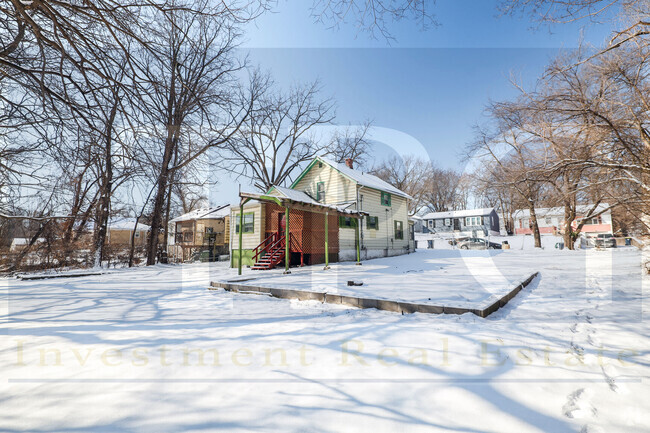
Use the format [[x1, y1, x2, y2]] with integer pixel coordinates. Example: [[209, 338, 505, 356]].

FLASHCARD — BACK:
[[233, 191, 367, 274]]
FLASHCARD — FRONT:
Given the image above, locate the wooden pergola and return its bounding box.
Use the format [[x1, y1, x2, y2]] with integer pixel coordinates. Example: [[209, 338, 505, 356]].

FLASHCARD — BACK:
[[237, 191, 367, 275]]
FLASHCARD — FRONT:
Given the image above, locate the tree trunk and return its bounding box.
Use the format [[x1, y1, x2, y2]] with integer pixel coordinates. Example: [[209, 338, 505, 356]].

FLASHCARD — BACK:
[[162, 181, 173, 263], [563, 202, 577, 250], [146, 129, 177, 266], [161, 146, 178, 264], [128, 215, 142, 268], [94, 102, 117, 268], [92, 100, 118, 268], [528, 204, 542, 248]]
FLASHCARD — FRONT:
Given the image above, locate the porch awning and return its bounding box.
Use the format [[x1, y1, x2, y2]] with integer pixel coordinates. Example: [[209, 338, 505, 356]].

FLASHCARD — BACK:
[[239, 191, 368, 218]]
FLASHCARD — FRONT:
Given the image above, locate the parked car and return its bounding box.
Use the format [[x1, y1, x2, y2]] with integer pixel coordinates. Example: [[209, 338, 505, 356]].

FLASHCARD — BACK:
[[594, 233, 616, 248], [448, 237, 470, 246], [457, 238, 502, 250]]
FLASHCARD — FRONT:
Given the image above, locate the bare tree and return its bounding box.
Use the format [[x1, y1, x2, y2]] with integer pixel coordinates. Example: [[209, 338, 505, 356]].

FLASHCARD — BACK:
[[310, 0, 436, 40], [372, 155, 431, 213], [421, 167, 461, 212], [135, 1, 258, 265], [469, 113, 547, 248], [501, 0, 650, 59], [326, 121, 373, 169], [222, 75, 336, 191]]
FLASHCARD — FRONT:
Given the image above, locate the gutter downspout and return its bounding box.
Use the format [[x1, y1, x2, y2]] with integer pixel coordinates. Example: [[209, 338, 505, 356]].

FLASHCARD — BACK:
[[357, 185, 365, 251]]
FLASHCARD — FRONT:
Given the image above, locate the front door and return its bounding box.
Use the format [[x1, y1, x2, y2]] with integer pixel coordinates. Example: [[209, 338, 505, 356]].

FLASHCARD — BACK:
[[278, 213, 286, 237]]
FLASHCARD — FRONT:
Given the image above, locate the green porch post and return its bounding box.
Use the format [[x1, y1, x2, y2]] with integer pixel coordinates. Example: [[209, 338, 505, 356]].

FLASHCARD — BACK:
[[238, 204, 244, 275], [355, 217, 361, 265], [284, 207, 291, 274], [324, 212, 330, 270]]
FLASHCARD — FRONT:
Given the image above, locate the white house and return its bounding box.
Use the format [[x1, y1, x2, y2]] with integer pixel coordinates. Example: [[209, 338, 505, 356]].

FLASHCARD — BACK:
[[230, 156, 414, 270], [10, 237, 45, 251], [512, 204, 613, 236]]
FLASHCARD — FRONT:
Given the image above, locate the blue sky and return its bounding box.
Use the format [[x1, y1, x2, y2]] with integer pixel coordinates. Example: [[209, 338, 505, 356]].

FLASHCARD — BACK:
[[209, 0, 615, 206]]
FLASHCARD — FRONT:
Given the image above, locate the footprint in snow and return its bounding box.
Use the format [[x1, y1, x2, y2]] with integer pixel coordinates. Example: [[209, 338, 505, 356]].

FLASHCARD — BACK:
[[600, 364, 626, 394], [587, 333, 602, 347], [563, 388, 596, 419], [580, 425, 605, 433], [570, 341, 585, 356]]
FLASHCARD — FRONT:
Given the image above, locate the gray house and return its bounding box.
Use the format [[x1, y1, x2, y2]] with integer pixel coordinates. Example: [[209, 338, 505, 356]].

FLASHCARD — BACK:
[[420, 208, 500, 237]]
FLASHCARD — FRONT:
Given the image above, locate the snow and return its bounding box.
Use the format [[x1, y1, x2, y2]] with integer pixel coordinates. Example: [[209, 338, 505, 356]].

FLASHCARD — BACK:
[[169, 205, 230, 223], [217, 250, 537, 309], [270, 185, 321, 204], [108, 218, 150, 231], [318, 156, 413, 199], [513, 203, 611, 219], [10, 237, 45, 249], [242, 188, 366, 215], [2, 248, 649, 432], [421, 207, 495, 220]]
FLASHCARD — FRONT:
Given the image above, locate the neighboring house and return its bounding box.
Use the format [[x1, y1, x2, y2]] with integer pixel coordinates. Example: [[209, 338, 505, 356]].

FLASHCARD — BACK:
[[410, 215, 424, 233], [106, 218, 150, 246], [10, 237, 45, 251], [168, 205, 230, 262], [513, 204, 613, 236], [420, 208, 500, 237], [230, 156, 414, 269]]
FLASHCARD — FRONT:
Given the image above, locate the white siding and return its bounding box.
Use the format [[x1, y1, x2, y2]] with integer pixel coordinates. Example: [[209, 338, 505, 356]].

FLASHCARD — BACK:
[[230, 203, 265, 250], [293, 162, 356, 204], [358, 188, 408, 250], [294, 160, 412, 258]]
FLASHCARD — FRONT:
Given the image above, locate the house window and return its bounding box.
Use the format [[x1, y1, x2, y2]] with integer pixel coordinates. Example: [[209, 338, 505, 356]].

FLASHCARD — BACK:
[[339, 216, 356, 229], [183, 231, 193, 242], [394, 220, 404, 240], [587, 216, 602, 225], [366, 216, 379, 230], [465, 217, 471, 226], [235, 213, 255, 233], [381, 191, 391, 207], [428, 220, 433, 228], [444, 218, 451, 226], [545, 217, 552, 225], [134, 231, 140, 238], [316, 182, 325, 202]]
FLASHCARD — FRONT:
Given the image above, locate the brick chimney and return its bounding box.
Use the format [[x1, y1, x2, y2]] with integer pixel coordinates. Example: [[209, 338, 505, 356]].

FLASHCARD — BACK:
[[345, 158, 354, 169]]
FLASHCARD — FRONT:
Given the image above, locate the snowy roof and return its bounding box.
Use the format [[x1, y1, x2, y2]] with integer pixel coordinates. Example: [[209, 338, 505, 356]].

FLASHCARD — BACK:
[[241, 189, 367, 216], [317, 156, 413, 200], [513, 204, 611, 219], [270, 186, 319, 205], [170, 205, 230, 223], [11, 237, 45, 246], [421, 208, 495, 220], [108, 218, 150, 231]]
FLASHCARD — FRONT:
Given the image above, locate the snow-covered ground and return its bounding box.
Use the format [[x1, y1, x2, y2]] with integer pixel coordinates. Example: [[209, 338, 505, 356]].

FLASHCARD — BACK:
[[218, 250, 538, 309], [1, 248, 649, 432]]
